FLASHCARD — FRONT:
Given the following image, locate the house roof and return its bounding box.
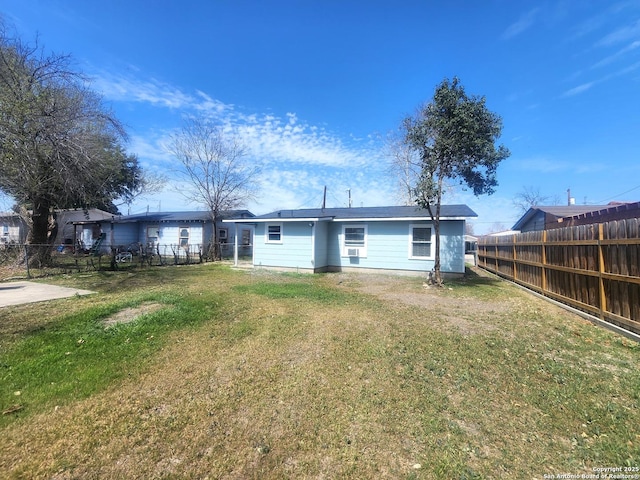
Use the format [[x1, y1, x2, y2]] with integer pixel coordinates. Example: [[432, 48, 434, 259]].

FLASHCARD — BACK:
[[560, 201, 640, 222], [226, 205, 477, 223], [59, 208, 113, 224], [75, 210, 255, 225], [512, 205, 609, 231]]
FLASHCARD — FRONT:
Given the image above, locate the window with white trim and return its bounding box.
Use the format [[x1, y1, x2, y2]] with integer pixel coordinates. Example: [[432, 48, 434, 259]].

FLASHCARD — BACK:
[[241, 229, 251, 245], [342, 224, 367, 257], [218, 228, 228, 243], [266, 223, 282, 243], [147, 226, 159, 247], [409, 225, 433, 259], [179, 227, 190, 247]]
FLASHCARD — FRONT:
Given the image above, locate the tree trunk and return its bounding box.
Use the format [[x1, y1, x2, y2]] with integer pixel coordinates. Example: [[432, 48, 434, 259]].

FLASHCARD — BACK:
[[210, 212, 221, 261], [433, 191, 443, 286], [427, 178, 443, 286], [27, 201, 53, 266]]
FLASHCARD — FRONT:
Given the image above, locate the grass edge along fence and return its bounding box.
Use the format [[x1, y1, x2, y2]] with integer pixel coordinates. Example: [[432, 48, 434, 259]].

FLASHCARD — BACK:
[[477, 219, 640, 336]]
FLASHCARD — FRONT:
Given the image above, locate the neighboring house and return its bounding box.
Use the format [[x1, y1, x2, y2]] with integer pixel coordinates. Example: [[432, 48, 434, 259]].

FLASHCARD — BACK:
[[559, 201, 640, 228], [54, 208, 113, 247], [0, 208, 113, 247], [464, 235, 478, 266], [512, 202, 640, 232], [0, 212, 27, 244], [78, 210, 255, 255], [512, 205, 609, 232], [224, 205, 477, 275]]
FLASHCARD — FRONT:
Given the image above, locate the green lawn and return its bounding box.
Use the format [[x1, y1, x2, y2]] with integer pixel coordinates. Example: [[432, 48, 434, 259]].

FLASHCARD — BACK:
[[1, 264, 638, 479]]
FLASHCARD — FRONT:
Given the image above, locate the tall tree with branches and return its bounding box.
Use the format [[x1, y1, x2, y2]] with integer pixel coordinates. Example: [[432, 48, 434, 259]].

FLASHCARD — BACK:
[[403, 77, 510, 285], [169, 118, 260, 260], [0, 22, 144, 264], [512, 186, 561, 215], [386, 131, 421, 205]]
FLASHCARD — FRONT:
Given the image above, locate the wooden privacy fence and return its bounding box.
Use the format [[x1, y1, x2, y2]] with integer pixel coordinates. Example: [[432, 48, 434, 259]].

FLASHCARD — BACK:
[[477, 219, 640, 336]]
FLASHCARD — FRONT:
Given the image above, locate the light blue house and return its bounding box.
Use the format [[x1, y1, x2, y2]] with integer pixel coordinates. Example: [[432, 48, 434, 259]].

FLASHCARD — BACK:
[[75, 210, 255, 256], [225, 205, 477, 275]]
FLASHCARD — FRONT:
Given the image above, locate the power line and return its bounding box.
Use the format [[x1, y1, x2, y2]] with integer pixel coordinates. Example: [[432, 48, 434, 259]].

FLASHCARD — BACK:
[[596, 184, 640, 204]]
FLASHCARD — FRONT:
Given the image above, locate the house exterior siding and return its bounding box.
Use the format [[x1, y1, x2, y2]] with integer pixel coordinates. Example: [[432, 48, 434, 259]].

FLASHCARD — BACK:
[[253, 222, 315, 270], [313, 221, 329, 269], [252, 218, 466, 274], [327, 220, 465, 273], [92, 211, 253, 254], [227, 205, 475, 275], [105, 223, 138, 249]]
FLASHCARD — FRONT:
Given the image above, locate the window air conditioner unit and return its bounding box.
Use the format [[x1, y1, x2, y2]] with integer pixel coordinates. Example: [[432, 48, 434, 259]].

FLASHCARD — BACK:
[[347, 248, 359, 257]]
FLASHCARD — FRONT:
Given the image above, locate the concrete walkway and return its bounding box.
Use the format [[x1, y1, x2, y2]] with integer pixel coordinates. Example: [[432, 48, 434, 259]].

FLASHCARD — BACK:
[[0, 281, 94, 308]]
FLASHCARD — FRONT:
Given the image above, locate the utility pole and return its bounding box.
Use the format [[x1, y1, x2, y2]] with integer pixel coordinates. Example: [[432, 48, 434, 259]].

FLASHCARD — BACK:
[[347, 189, 352, 208]]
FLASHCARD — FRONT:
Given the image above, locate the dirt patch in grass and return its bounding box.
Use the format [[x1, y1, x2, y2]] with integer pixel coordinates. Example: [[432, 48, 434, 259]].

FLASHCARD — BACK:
[[102, 302, 166, 328], [332, 270, 511, 335]]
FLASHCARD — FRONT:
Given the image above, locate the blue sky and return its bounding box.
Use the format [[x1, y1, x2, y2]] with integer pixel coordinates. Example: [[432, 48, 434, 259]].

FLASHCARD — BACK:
[[2, 1, 639, 234]]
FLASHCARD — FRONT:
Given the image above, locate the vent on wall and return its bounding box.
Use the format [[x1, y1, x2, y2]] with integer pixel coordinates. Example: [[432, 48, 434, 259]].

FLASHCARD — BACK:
[[346, 248, 359, 257]]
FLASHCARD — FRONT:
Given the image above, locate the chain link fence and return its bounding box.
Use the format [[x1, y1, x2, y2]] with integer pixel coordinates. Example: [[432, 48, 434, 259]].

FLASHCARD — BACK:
[[0, 242, 252, 281]]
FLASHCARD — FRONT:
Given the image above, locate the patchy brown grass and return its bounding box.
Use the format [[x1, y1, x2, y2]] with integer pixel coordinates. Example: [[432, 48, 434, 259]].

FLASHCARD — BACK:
[[102, 302, 166, 328], [1, 265, 639, 479]]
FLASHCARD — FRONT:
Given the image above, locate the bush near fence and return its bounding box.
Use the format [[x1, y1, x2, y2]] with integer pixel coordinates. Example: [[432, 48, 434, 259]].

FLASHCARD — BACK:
[[477, 219, 640, 335]]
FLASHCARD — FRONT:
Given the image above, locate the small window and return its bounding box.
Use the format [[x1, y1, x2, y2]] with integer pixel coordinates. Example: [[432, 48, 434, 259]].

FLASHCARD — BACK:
[[410, 225, 432, 259], [266, 223, 282, 243], [179, 227, 190, 247], [344, 227, 365, 247], [218, 228, 228, 242], [242, 229, 251, 246], [2, 225, 8, 235], [147, 226, 159, 246], [342, 224, 367, 257]]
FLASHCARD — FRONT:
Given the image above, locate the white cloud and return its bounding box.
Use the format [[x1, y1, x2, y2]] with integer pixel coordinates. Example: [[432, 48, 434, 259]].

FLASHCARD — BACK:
[[514, 156, 607, 175], [591, 40, 640, 69], [502, 8, 540, 40], [562, 60, 640, 96], [128, 133, 174, 165], [561, 81, 595, 97], [596, 18, 640, 47], [91, 70, 396, 216], [515, 156, 569, 173], [96, 71, 382, 170]]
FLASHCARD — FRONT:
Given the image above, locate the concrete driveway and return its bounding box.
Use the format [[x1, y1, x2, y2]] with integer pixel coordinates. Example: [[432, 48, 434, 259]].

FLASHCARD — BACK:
[[0, 281, 94, 308]]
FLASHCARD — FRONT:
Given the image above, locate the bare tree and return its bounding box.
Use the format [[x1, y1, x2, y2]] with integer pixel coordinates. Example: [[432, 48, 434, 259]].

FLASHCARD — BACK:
[[169, 118, 260, 259], [512, 186, 550, 215], [385, 131, 421, 205], [465, 222, 475, 236]]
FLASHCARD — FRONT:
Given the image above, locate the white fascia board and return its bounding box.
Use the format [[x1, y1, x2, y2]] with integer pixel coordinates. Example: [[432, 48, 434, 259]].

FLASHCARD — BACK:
[[223, 216, 333, 223], [223, 215, 473, 223], [331, 216, 473, 222]]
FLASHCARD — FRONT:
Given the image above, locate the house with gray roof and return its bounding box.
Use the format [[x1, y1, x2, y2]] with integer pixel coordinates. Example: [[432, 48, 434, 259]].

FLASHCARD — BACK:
[[511, 204, 631, 232], [224, 205, 477, 275], [76, 210, 255, 256]]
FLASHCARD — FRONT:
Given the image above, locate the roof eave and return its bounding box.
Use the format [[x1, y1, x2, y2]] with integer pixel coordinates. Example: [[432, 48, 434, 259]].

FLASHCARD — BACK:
[[224, 216, 334, 223]]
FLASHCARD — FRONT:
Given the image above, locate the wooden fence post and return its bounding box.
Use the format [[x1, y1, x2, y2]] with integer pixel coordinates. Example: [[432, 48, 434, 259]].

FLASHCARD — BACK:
[[512, 234, 517, 281], [598, 223, 607, 320], [541, 230, 547, 293]]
